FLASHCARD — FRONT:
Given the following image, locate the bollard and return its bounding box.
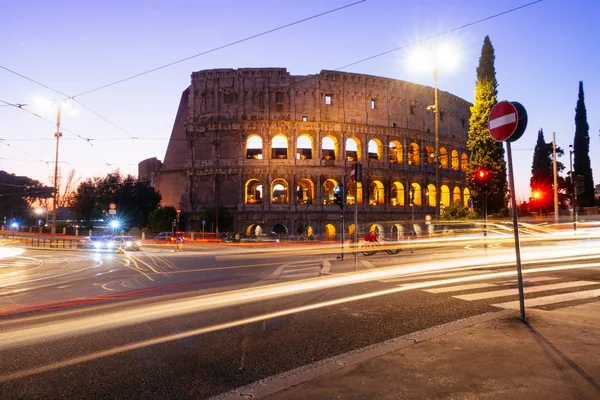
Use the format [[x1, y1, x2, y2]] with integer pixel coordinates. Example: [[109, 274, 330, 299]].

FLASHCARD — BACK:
[[142, 231, 145, 241], [75, 228, 79, 236], [89, 229, 92, 237], [63, 227, 66, 235], [29, 227, 32, 233], [191, 232, 195, 241]]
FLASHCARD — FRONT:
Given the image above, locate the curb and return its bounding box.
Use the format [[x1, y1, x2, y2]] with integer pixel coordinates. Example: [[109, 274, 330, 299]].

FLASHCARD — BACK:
[[209, 310, 515, 400]]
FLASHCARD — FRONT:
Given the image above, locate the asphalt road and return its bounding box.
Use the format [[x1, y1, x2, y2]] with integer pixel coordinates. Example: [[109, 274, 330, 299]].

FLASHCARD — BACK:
[[1, 233, 600, 399]]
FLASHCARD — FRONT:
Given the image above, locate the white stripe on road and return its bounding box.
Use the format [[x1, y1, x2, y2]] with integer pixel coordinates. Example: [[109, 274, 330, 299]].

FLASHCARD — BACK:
[[385, 269, 492, 283], [284, 265, 321, 272], [489, 113, 516, 129], [498, 276, 559, 285], [424, 283, 496, 293], [454, 281, 599, 301], [492, 289, 600, 310]]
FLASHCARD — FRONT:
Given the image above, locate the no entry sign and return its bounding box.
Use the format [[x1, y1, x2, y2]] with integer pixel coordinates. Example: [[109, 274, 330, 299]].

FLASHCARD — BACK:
[[488, 101, 527, 142]]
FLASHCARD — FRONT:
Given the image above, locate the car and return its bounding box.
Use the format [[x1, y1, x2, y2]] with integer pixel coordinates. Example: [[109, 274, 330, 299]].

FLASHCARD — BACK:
[[77, 236, 93, 249], [113, 235, 141, 251], [90, 236, 117, 252], [154, 232, 174, 240]]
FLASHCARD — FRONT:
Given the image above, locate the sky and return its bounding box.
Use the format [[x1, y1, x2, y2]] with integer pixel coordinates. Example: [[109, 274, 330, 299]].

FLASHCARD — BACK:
[[1, 0, 599, 202]]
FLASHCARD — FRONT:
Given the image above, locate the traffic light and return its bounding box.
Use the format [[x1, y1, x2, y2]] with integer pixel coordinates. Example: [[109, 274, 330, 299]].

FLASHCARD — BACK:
[[575, 175, 585, 194], [532, 190, 543, 200], [472, 168, 492, 193], [334, 183, 344, 209]]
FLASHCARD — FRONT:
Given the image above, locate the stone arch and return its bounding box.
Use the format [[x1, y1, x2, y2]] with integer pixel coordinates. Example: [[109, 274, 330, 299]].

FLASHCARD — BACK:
[[322, 178, 339, 205], [368, 138, 383, 161], [346, 137, 362, 162], [389, 140, 403, 164], [271, 178, 289, 204], [410, 183, 422, 206], [427, 184, 436, 207], [408, 142, 420, 166], [324, 224, 336, 240], [245, 179, 263, 204], [246, 135, 263, 159], [296, 135, 313, 159], [390, 181, 405, 207], [463, 187, 471, 208], [272, 223, 288, 235], [271, 135, 288, 159], [461, 153, 468, 172], [321, 136, 337, 160], [368, 223, 384, 237], [246, 223, 263, 237], [425, 145, 435, 165], [453, 186, 461, 205], [439, 147, 449, 169], [296, 178, 314, 204], [390, 224, 404, 241], [368, 180, 385, 206], [346, 180, 363, 205], [441, 185, 450, 207], [451, 150, 459, 171]]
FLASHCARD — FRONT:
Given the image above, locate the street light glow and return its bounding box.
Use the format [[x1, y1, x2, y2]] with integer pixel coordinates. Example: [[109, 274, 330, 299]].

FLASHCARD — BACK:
[[34, 208, 44, 215], [110, 220, 120, 229], [406, 41, 460, 74]]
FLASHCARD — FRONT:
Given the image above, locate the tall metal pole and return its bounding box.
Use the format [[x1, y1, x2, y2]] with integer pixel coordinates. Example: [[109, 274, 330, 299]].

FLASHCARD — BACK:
[[552, 132, 559, 225], [51, 105, 62, 240], [354, 169, 358, 272], [507, 141, 526, 321], [569, 147, 577, 231], [434, 67, 440, 221]]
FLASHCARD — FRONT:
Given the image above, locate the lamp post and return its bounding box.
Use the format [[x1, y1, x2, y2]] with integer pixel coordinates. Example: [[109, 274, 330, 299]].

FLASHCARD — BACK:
[[51, 104, 63, 240], [433, 64, 440, 221]]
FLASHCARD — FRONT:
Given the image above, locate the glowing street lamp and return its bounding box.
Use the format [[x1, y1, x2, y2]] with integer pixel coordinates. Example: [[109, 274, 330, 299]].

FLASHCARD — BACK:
[[406, 41, 460, 220]]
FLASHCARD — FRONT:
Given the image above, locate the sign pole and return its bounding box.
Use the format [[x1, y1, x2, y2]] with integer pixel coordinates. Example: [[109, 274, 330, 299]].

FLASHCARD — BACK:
[[354, 163, 359, 272], [552, 132, 559, 225], [506, 141, 526, 321]]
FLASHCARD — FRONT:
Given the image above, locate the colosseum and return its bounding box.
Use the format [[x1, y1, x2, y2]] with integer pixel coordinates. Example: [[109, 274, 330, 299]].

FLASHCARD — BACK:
[[139, 67, 472, 240]]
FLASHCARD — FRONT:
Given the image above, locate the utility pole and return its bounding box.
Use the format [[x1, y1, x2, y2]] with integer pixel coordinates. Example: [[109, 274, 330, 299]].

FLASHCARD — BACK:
[[569, 145, 577, 231], [433, 67, 440, 221], [51, 105, 63, 241]]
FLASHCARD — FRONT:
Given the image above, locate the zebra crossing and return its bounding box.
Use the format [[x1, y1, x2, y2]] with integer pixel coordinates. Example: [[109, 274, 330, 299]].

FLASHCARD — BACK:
[[378, 266, 600, 310]]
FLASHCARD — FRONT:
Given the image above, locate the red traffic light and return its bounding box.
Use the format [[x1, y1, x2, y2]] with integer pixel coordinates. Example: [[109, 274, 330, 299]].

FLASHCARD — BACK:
[[532, 190, 542, 200], [477, 169, 488, 179]]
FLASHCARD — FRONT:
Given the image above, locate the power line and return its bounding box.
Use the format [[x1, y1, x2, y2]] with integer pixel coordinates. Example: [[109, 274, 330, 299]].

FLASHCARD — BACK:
[[133, 0, 544, 142], [70, 1, 367, 99]]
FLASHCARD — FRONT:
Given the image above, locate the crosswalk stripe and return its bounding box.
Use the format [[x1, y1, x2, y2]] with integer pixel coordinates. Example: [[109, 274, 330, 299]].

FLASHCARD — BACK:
[[497, 276, 559, 284], [424, 283, 497, 293], [284, 265, 321, 271], [281, 270, 321, 278], [382, 269, 494, 283], [492, 289, 600, 310], [454, 281, 599, 301]]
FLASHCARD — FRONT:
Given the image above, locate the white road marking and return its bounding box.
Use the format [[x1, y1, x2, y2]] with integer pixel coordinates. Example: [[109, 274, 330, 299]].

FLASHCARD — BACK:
[[454, 281, 599, 301], [493, 289, 600, 310], [384, 269, 491, 283], [424, 283, 496, 293]]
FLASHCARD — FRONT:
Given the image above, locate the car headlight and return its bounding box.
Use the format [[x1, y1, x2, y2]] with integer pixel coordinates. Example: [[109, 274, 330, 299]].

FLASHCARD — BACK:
[[137, 241, 141, 246], [126, 242, 131, 247], [107, 242, 114, 248]]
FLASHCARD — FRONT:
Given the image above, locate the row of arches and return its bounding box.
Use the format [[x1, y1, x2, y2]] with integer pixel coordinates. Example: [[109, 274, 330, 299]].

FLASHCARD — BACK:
[[245, 178, 471, 208], [245, 134, 468, 171]]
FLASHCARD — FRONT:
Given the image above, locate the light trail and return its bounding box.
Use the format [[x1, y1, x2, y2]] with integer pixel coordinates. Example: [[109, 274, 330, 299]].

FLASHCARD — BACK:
[[2, 259, 600, 382]]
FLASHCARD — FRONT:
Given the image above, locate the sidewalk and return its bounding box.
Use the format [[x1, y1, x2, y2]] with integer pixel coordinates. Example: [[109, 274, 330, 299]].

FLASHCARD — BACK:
[[223, 303, 600, 399]]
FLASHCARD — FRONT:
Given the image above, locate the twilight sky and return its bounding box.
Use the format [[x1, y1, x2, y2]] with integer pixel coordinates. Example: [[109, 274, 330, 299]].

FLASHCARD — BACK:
[[1, 0, 598, 201]]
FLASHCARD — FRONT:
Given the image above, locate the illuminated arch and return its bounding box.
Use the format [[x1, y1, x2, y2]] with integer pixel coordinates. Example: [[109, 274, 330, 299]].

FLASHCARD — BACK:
[[245, 179, 263, 204], [324, 224, 336, 240], [463, 188, 471, 208], [296, 135, 313, 159], [322, 178, 339, 205], [408, 142, 420, 166], [246, 135, 263, 159], [389, 140, 403, 164], [410, 183, 422, 206], [270, 178, 289, 204], [439, 147, 448, 169], [441, 185, 450, 207], [368, 180, 385, 206], [451, 150, 459, 171], [461, 153, 468, 172], [390, 182, 405, 207], [346, 180, 363, 205], [296, 178, 314, 204], [368, 139, 382, 161], [346, 137, 361, 162], [321, 136, 337, 160], [390, 224, 404, 241], [425, 145, 435, 165], [453, 186, 461, 205], [271, 135, 288, 159], [427, 184, 437, 207]]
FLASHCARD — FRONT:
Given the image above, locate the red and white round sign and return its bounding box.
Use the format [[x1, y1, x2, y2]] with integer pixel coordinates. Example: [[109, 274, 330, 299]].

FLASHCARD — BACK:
[[109, 203, 116, 210], [488, 101, 519, 142]]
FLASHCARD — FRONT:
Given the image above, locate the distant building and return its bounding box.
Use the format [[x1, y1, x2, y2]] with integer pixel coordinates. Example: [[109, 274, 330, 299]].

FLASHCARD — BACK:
[[139, 68, 472, 239], [595, 184, 600, 200]]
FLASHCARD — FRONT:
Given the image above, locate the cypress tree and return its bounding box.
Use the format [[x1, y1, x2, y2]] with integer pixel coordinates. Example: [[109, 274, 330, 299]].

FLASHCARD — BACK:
[[466, 35, 508, 215], [573, 81, 594, 207], [530, 129, 565, 213]]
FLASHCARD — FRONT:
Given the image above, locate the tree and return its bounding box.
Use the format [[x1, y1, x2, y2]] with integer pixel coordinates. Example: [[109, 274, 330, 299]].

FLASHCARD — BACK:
[[466, 35, 508, 215], [573, 81, 594, 207], [149, 206, 177, 233], [530, 129, 566, 213], [71, 170, 161, 231], [0, 171, 53, 223], [201, 205, 234, 234]]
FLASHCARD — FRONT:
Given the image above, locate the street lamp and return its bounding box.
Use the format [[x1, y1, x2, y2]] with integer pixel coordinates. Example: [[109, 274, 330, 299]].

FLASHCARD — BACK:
[[407, 42, 460, 220], [569, 145, 577, 231]]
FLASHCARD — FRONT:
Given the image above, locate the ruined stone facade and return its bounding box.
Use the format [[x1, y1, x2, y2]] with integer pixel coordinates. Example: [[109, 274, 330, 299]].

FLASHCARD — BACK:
[[139, 68, 472, 239]]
